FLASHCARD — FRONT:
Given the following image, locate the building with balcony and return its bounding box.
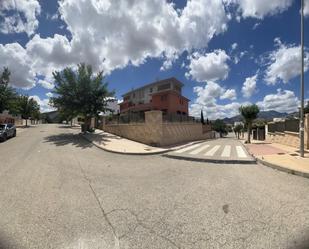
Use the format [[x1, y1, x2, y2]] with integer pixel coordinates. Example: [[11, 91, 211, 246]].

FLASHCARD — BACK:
[[119, 77, 189, 115]]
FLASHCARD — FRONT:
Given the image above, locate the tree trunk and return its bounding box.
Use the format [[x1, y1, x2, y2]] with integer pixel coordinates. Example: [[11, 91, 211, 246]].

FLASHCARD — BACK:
[[25, 119, 28, 127], [81, 117, 91, 133], [247, 123, 251, 143]]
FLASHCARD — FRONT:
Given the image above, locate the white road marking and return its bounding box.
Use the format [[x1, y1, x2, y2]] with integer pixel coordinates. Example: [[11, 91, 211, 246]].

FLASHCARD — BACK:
[[175, 143, 202, 153], [236, 146, 247, 158], [205, 145, 220, 156], [189, 144, 210, 155], [221, 145, 231, 157]]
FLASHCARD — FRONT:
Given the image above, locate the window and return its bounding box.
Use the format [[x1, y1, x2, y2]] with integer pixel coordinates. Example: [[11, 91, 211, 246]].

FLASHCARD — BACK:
[[157, 83, 170, 91], [174, 85, 181, 93], [161, 95, 167, 101], [149, 88, 153, 93]]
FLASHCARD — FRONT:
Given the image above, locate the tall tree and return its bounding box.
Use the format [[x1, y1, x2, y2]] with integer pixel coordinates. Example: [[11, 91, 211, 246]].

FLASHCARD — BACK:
[[239, 104, 260, 143], [200, 110, 205, 125], [0, 67, 17, 113], [16, 95, 40, 127], [233, 124, 243, 139], [51, 63, 115, 132], [212, 119, 227, 138]]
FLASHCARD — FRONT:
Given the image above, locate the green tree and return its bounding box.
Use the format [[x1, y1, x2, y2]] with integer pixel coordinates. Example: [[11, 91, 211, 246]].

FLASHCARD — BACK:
[[212, 119, 227, 137], [239, 104, 260, 143], [51, 63, 115, 132], [16, 95, 40, 127], [200, 110, 205, 125], [0, 67, 18, 113], [233, 124, 243, 139]]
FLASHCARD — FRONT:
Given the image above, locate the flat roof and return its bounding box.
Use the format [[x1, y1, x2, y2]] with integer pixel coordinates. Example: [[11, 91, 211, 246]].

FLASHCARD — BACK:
[[122, 77, 184, 97]]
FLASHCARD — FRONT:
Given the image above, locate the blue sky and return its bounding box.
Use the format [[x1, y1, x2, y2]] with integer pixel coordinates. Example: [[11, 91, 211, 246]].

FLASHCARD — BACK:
[[0, 0, 308, 119]]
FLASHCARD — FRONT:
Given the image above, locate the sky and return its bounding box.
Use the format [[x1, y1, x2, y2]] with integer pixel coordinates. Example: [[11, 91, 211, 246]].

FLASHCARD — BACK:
[[0, 0, 309, 119]]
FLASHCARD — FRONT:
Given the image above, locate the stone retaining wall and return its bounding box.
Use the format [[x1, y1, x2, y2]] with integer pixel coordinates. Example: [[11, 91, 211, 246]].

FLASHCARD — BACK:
[[266, 114, 309, 149], [103, 110, 214, 146]]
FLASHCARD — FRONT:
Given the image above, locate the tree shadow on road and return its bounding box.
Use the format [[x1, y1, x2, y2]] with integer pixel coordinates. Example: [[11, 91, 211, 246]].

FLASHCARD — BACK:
[[43, 133, 93, 149]]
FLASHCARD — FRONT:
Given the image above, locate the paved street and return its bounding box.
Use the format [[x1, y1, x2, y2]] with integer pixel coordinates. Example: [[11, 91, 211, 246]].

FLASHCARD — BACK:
[[166, 138, 255, 163], [1, 124, 309, 249]]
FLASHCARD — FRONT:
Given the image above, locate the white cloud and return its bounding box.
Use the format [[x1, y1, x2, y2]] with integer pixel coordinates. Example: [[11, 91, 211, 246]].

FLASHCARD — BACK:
[[256, 89, 299, 113], [305, 0, 309, 17], [252, 22, 260, 30], [242, 74, 257, 98], [30, 95, 55, 113], [46, 12, 59, 21], [225, 0, 293, 19], [0, 43, 35, 89], [46, 92, 53, 98], [26, 34, 76, 79], [189, 81, 241, 119], [55, 0, 228, 74], [231, 43, 238, 50], [38, 79, 55, 90], [221, 89, 237, 100], [0, 0, 41, 36], [186, 50, 230, 82], [264, 39, 309, 84], [0, 0, 230, 89]]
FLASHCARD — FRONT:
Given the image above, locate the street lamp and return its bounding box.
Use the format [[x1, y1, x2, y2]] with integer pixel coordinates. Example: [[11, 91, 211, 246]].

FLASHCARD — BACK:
[[300, 0, 305, 157]]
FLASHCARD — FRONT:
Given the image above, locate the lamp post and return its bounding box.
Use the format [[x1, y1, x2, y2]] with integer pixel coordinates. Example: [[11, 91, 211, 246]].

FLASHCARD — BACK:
[[300, 0, 305, 157]]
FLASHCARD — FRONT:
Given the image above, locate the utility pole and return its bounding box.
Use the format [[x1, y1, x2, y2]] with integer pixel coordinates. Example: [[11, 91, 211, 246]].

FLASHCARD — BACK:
[[300, 0, 305, 157]]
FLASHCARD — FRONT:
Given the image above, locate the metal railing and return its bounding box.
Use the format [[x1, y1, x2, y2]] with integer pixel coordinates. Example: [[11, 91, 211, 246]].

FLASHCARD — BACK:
[[162, 113, 200, 123], [105, 112, 145, 124]]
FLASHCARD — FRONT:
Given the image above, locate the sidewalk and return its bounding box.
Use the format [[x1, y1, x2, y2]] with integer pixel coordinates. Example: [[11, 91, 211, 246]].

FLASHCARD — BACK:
[[82, 129, 203, 155], [245, 140, 309, 178]]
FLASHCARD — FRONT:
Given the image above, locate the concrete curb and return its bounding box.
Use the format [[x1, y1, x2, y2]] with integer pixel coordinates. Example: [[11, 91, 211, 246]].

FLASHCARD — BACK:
[[162, 154, 257, 164], [255, 157, 309, 179], [244, 143, 309, 179], [80, 134, 173, 156]]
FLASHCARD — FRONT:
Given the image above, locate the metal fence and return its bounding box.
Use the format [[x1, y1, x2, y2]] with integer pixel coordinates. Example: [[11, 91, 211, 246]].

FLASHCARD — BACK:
[[162, 113, 201, 123], [105, 112, 145, 124], [268, 119, 299, 133]]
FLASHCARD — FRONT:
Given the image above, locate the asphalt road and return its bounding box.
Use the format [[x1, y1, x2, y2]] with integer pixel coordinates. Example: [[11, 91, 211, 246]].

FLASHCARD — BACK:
[[1, 124, 309, 249]]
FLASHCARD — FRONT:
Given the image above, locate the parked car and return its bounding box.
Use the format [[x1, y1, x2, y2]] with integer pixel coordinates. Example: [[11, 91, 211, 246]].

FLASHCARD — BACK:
[[0, 123, 16, 142]]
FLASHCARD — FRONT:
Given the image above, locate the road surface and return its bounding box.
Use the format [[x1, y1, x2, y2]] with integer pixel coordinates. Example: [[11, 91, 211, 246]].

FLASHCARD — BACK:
[[0, 124, 309, 249]]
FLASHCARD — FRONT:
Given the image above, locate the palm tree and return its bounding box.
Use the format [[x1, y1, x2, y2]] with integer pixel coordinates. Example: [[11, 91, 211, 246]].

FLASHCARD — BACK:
[[51, 63, 115, 132], [239, 104, 260, 143]]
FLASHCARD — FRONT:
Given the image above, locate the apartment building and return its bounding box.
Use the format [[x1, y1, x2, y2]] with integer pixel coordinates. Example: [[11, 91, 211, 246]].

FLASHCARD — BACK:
[[119, 77, 189, 115]]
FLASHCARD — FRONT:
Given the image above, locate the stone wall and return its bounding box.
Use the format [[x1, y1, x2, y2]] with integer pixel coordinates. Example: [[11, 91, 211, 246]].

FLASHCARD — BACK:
[[266, 131, 300, 148], [265, 114, 309, 149], [103, 110, 214, 146]]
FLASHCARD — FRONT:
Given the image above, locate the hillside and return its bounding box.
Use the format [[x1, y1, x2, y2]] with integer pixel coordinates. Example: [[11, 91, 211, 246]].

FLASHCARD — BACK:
[[222, 110, 288, 124]]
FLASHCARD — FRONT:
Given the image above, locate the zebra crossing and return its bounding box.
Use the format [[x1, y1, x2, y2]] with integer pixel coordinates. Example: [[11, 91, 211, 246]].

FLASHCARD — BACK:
[[166, 139, 255, 163]]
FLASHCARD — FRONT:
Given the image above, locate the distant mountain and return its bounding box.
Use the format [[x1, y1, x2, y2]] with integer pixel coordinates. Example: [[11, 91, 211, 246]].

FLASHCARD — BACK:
[[222, 110, 288, 124]]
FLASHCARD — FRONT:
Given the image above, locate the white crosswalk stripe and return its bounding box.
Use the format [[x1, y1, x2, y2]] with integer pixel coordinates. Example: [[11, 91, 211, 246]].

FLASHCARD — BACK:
[[173, 142, 251, 161], [221, 145, 231, 157], [189, 144, 210, 155], [205, 145, 220, 156], [236, 146, 247, 158], [175, 143, 202, 153]]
